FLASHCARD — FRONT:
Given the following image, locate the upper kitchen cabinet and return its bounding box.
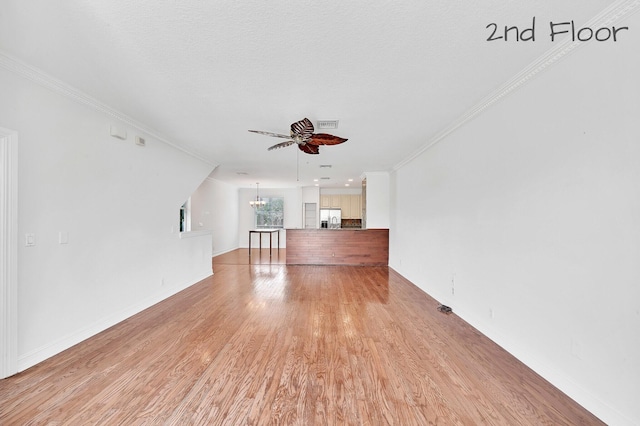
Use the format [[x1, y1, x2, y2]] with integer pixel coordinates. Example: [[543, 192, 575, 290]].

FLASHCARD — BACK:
[[321, 194, 342, 209], [320, 192, 362, 219], [336, 194, 362, 219], [350, 195, 362, 219], [340, 195, 352, 219], [340, 194, 363, 219]]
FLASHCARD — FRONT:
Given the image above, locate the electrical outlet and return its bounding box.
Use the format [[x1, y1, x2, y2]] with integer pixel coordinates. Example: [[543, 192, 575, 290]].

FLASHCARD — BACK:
[[451, 273, 455, 295]]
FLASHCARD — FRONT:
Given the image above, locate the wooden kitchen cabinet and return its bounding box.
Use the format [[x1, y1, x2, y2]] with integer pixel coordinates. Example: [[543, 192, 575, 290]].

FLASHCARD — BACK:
[[350, 195, 362, 219], [320, 194, 362, 219], [321, 194, 341, 209], [340, 195, 352, 219]]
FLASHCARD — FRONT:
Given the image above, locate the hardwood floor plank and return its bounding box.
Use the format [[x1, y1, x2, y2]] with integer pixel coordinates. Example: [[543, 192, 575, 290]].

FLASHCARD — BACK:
[[0, 250, 604, 425]]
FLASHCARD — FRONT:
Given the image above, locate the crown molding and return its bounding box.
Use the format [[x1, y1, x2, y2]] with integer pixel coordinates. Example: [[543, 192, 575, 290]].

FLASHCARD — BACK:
[[393, 0, 640, 172], [0, 51, 217, 167]]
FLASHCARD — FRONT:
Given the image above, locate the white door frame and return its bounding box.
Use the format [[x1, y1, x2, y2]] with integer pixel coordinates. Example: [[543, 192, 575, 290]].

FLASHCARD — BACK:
[[0, 127, 18, 379]]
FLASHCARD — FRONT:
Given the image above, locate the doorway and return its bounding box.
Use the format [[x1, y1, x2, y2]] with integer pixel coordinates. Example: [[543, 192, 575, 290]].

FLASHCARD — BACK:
[[304, 203, 317, 228]]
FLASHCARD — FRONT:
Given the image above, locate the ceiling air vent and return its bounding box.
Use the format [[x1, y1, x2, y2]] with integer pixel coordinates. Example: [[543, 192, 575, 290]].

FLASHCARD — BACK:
[[320, 177, 331, 180], [319, 164, 332, 168], [317, 120, 339, 130]]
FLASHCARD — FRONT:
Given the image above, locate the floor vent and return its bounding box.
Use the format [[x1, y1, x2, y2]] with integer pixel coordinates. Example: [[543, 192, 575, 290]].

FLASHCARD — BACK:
[[437, 304, 452, 314]]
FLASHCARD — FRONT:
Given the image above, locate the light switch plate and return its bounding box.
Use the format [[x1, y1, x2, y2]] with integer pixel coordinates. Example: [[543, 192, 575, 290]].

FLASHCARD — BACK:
[[25, 233, 35, 246], [59, 231, 69, 244], [110, 125, 127, 140]]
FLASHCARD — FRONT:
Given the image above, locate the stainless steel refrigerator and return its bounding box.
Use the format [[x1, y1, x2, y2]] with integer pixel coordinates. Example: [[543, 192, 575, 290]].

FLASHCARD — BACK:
[[320, 209, 342, 229]]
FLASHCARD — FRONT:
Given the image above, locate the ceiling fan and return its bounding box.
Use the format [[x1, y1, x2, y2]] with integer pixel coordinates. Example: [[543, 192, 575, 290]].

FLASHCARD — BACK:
[[249, 117, 347, 154]]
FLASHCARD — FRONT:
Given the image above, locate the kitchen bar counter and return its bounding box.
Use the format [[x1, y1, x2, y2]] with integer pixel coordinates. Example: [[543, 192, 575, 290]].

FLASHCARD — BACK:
[[286, 228, 389, 265]]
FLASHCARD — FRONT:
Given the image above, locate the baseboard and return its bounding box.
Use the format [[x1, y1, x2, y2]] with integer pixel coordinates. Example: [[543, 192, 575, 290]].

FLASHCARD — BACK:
[[388, 267, 634, 426], [17, 269, 212, 372], [455, 308, 634, 426], [212, 246, 240, 257]]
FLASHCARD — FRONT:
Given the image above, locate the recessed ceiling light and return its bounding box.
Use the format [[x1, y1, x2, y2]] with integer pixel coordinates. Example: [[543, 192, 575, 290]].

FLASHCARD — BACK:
[[348, 178, 353, 182], [313, 179, 318, 182], [345, 184, 350, 186], [314, 184, 319, 187]]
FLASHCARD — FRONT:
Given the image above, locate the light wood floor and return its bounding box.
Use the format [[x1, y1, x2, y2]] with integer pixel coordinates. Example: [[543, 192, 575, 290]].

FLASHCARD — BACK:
[[0, 249, 603, 425]]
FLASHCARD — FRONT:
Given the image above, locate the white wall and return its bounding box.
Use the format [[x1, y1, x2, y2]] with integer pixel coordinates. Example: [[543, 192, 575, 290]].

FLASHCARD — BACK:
[[302, 185, 320, 203], [190, 183, 308, 252], [238, 186, 303, 247], [1, 65, 215, 370], [389, 21, 640, 426], [190, 177, 240, 256], [363, 172, 390, 229]]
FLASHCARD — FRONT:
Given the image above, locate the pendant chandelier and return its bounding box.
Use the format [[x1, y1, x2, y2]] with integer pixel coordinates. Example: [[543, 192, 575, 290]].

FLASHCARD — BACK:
[[249, 182, 266, 208]]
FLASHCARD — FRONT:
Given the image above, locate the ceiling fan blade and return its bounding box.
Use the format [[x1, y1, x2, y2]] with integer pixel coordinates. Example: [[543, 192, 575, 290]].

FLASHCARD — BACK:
[[267, 141, 296, 151], [290, 118, 314, 141], [298, 143, 319, 154], [308, 133, 348, 146], [248, 130, 292, 139]]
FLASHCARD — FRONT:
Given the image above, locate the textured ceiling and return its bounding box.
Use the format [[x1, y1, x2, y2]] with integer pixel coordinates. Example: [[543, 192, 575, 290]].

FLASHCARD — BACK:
[[0, 0, 625, 188]]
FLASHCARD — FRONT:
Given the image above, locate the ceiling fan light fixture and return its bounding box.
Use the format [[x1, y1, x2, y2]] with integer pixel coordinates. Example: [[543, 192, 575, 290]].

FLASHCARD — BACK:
[[249, 118, 347, 155]]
